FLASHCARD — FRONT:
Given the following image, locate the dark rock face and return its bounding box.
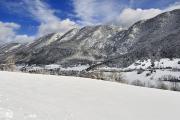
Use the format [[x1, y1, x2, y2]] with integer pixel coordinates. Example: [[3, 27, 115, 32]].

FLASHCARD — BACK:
[[0, 9, 180, 68]]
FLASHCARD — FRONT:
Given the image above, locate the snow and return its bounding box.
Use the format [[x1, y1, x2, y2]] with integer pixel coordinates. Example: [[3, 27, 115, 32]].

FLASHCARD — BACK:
[[45, 32, 62, 45], [31, 32, 62, 49], [8, 44, 21, 51], [127, 59, 152, 69], [129, 27, 139, 39], [0, 71, 180, 120], [60, 28, 79, 42], [45, 64, 89, 71], [155, 58, 180, 69], [23, 66, 44, 71], [123, 25, 139, 47], [45, 64, 60, 69], [127, 58, 180, 69], [17, 64, 89, 72], [60, 65, 90, 71], [123, 70, 180, 83]]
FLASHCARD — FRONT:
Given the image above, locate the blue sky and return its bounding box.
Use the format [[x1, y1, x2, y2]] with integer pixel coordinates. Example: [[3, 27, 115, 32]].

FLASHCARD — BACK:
[[0, 0, 180, 43]]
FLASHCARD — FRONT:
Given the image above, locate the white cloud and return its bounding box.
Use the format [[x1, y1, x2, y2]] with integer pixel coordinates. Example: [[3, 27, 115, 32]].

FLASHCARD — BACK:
[[164, 2, 180, 11], [0, 21, 34, 44], [116, 2, 180, 28], [14, 35, 35, 43], [23, 0, 77, 37], [73, 0, 180, 28], [0, 21, 19, 44], [73, 0, 124, 25], [37, 19, 77, 37], [116, 8, 162, 28], [0, 0, 78, 45]]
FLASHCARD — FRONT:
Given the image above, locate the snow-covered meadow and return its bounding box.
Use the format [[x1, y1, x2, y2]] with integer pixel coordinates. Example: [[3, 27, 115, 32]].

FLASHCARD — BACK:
[[98, 58, 180, 89], [0, 71, 180, 120], [126, 58, 180, 70]]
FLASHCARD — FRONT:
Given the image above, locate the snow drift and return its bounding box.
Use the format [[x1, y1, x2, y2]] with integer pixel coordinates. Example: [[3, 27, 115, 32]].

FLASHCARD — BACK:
[[0, 71, 180, 120]]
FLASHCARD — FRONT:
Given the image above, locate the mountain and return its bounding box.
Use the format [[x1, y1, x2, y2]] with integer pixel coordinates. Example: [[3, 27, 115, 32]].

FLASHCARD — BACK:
[[107, 9, 180, 67], [0, 25, 123, 66], [0, 32, 62, 64], [0, 9, 180, 68]]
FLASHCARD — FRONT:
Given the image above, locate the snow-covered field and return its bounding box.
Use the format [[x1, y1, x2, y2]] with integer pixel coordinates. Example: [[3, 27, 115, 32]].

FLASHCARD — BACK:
[[0, 71, 180, 120], [127, 58, 180, 69], [17, 64, 90, 72], [98, 58, 180, 87], [123, 69, 180, 82]]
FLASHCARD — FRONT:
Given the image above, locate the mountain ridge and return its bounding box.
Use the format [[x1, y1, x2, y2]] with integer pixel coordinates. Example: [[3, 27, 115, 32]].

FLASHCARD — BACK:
[[0, 9, 180, 68]]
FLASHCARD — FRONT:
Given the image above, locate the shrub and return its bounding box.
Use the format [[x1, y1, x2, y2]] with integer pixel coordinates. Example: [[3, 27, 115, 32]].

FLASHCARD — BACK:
[[146, 72, 151, 77], [158, 75, 180, 91], [137, 68, 144, 74], [156, 81, 169, 90], [131, 80, 145, 87], [170, 82, 180, 91], [85, 71, 105, 80], [169, 58, 173, 61], [114, 73, 126, 83], [165, 67, 172, 69], [142, 64, 145, 66], [158, 75, 180, 82], [134, 63, 141, 66]]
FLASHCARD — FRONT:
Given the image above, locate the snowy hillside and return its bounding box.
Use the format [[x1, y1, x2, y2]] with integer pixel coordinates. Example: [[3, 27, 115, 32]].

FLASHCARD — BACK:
[[0, 71, 180, 120], [127, 58, 180, 69]]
